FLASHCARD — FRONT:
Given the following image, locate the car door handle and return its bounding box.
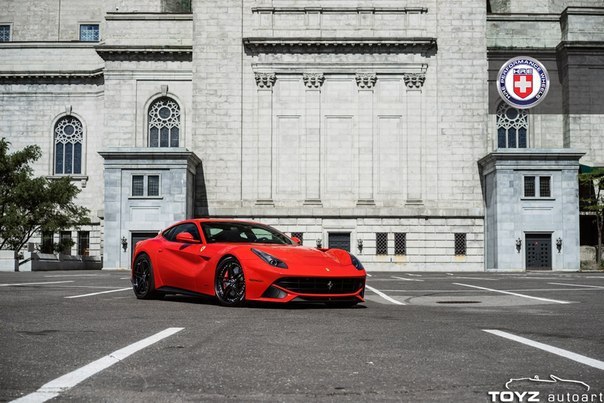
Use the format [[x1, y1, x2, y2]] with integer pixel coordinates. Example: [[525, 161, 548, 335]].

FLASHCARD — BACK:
[[158, 249, 163, 253]]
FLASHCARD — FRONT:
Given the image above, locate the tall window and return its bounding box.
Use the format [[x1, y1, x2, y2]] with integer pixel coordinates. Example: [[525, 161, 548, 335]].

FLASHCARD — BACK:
[[148, 97, 181, 147], [496, 102, 528, 148], [376, 233, 388, 255], [54, 116, 83, 175]]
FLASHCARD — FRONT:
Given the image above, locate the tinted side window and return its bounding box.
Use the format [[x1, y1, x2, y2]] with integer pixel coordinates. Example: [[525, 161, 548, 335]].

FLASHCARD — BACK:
[[167, 223, 202, 242]]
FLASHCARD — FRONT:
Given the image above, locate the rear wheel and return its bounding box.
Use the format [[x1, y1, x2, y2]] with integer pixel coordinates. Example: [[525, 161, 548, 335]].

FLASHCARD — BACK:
[[214, 257, 246, 307], [132, 253, 158, 299]]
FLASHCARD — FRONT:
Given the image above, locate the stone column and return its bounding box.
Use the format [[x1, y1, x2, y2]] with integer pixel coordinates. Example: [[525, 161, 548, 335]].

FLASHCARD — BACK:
[[356, 73, 377, 205], [255, 72, 276, 204], [303, 73, 324, 205], [404, 73, 425, 204]]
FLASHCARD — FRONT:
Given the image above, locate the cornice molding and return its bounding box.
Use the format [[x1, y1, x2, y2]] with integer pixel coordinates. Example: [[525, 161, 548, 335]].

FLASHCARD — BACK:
[[251, 7, 428, 14], [95, 46, 192, 61], [243, 37, 437, 56], [0, 69, 104, 82]]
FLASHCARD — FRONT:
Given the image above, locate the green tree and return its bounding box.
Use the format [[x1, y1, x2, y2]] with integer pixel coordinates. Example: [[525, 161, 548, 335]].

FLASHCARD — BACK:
[[579, 168, 604, 267], [0, 138, 90, 254]]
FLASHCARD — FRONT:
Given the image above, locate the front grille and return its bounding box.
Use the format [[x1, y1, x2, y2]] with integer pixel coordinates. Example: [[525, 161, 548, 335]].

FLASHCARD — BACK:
[[275, 277, 364, 295]]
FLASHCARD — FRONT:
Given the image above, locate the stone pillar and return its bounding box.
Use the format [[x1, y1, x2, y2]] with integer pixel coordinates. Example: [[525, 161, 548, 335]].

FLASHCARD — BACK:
[[355, 73, 377, 205], [404, 73, 425, 204], [255, 72, 276, 204], [303, 73, 324, 205]]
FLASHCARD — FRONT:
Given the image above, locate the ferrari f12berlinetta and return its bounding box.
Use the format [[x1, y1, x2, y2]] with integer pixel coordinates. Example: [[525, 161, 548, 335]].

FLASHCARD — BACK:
[[131, 219, 366, 306]]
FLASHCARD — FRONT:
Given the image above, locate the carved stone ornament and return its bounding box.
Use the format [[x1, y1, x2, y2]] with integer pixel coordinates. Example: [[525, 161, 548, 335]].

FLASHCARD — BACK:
[[403, 73, 426, 89], [355, 73, 377, 89], [255, 72, 276, 89], [303, 73, 325, 89]]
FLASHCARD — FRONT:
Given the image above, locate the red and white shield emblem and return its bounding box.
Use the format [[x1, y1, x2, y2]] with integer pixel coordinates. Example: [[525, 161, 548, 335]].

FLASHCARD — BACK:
[[513, 69, 533, 99]]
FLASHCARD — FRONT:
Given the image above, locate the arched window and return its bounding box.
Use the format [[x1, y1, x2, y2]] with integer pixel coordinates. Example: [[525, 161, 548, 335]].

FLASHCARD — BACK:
[[54, 116, 83, 174], [148, 97, 180, 147], [496, 102, 528, 148]]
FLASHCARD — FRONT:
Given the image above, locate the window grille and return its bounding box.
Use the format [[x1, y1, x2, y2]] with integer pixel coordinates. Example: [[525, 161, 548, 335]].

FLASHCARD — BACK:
[[59, 231, 72, 255], [328, 232, 350, 252], [78, 231, 90, 256], [80, 24, 99, 42], [376, 233, 388, 255], [539, 177, 551, 198], [455, 233, 467, 256], [0, 25, 10, 42], [41, 231, 54, 254], [394, 233, 406, 255], [291, 232, 303, 243], [147, 175, 160, 196], [132, 175, 144, 196], [496, 102, 528, 149], [524, 176, 536, 197], [148, 97, 180, 147], [54, 116, 83, 175]]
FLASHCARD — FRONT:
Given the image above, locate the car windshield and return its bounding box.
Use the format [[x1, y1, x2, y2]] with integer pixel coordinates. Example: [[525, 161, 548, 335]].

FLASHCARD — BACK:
[[201, 222, 293, 245]]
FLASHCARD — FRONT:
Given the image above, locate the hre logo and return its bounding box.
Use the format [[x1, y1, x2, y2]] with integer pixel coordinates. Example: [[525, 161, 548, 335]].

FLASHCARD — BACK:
[[497, 56, 550, 109]]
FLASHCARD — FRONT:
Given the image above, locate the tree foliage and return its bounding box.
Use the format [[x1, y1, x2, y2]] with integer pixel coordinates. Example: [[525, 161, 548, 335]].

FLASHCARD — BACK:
[[0, 138, 90, 252], [579, 168, 604, 266]]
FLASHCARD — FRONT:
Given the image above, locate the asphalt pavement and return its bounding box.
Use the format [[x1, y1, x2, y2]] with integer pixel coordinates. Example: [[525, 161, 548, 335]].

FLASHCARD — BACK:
[[0, 270, 603, 402]]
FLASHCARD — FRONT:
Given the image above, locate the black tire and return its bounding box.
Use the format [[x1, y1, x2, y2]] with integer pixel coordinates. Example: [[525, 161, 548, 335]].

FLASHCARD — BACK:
[[214, 256, 246, 307], [132, 253, 158, 299]]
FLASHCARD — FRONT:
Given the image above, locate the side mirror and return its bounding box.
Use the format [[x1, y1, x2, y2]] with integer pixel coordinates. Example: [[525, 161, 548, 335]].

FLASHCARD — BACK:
[[175, 232, 200, 244], [291, 236, 301, 245]]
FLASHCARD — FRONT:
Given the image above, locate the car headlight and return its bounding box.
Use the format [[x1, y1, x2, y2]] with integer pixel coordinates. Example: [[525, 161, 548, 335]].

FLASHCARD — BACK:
[[350, 254, 364, 270], [251, 248, 288, 269]]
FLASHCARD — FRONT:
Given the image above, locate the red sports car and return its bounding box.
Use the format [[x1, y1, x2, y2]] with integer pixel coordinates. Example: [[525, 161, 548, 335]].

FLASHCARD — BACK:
[[131, 219, 366, 306]]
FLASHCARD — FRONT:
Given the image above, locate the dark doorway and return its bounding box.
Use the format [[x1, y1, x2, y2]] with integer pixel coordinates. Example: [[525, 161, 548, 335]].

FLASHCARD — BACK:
[[525, 233, 552, 270], [131, 232, 159, 262], [328, 232, 351, 252]]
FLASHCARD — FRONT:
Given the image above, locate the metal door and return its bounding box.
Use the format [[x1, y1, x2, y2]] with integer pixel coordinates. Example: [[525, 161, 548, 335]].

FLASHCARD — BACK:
[[525, 234, 552, 270], [131, 232, 159, 262], [328, 232, 351, 252]]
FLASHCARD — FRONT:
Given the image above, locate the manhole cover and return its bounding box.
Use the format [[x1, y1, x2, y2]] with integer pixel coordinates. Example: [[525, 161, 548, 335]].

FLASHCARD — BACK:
[[436, 301, 481, 304]]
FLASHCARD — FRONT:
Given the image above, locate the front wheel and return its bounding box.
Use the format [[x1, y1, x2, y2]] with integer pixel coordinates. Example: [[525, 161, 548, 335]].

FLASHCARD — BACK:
[[214, 257, 246, 307], [132, 253, 158, 299]]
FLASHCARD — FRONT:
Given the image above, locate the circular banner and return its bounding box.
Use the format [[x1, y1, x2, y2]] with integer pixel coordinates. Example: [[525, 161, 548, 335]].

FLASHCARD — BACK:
[[497, 56, 550, 109]]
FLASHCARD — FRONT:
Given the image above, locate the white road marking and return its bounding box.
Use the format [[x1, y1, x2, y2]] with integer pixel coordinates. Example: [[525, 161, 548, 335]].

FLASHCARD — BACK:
[[446, 273, 454, 276], [406, 273, 422, 277], [454, 276, 499, 281], [454, 283, 572, 304], [0, 281, 74, 287], [44, 274, 107, 278], [391, 276, 424, 282], [65, 288, 132, 299], [11, 327, 184, 403], [120, 277, 131, 280], [365, 285, 406, 305], [484, 329, 604, 371], [365, 273, 372, 277], [549, 282, 604, 289]]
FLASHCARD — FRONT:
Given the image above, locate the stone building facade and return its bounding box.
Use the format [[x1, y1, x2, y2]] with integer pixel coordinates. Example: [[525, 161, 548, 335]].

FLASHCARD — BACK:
[[0, 0, 601, 270]]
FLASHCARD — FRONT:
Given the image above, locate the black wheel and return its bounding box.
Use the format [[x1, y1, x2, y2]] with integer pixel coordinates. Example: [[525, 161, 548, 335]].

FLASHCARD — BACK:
[[132, 253, 158, 299], [214, 257, 246, 307]]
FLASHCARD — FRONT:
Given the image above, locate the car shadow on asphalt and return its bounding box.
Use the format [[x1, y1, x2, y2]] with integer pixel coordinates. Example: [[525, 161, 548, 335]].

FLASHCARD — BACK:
[[159, 294, 367, 310]]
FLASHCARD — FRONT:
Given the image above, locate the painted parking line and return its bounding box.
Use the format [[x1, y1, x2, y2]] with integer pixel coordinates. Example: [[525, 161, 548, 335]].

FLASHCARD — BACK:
[[11, 327, 184, 403], [454, 283, 573, 304], [549, 282, 604, 290], [44, 274, 107, 278], [0, 281, 74, 287], [65, 288, 132, 299], [406, 273, 422, 277], [365, 285, 406, 305], [484, 329, 604, 371], [391, 276, 424, 282]]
